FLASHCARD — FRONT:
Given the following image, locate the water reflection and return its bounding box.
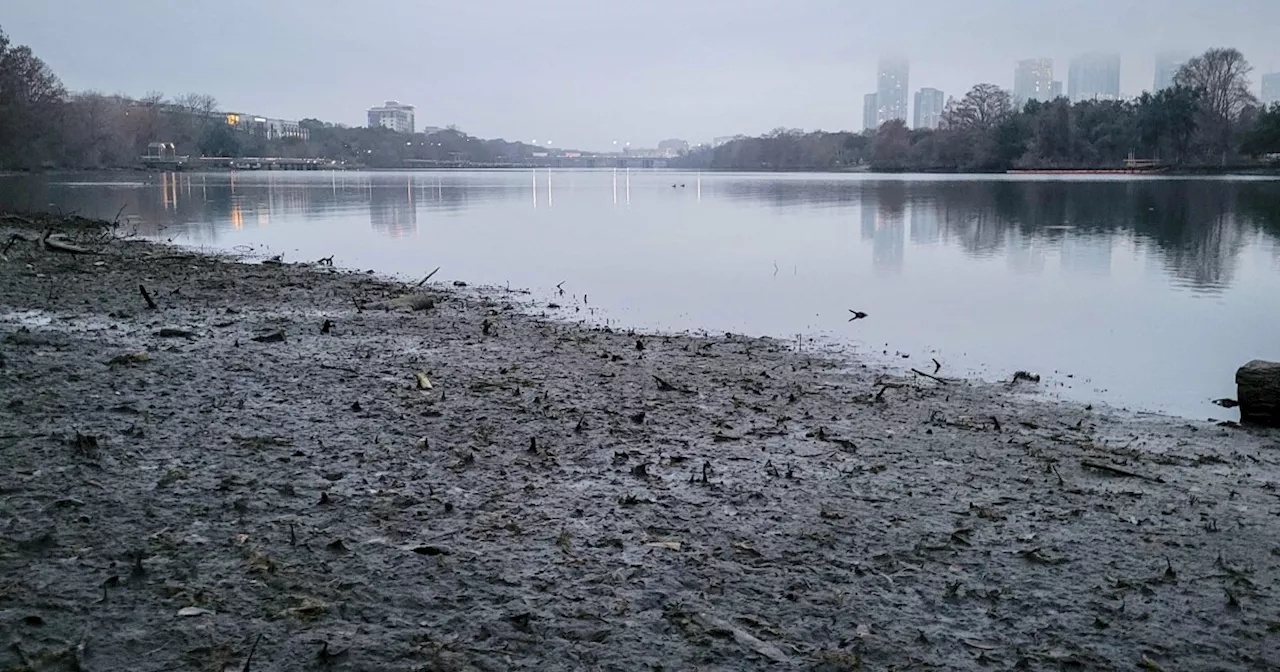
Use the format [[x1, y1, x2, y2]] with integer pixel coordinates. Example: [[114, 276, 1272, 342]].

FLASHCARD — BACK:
[[717, 177, 1280, 292], [2, 172, 1278, 294]]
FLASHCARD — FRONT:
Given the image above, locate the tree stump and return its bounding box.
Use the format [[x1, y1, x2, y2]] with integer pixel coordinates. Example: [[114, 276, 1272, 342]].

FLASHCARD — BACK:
[[1235, 360, 1280, 427]]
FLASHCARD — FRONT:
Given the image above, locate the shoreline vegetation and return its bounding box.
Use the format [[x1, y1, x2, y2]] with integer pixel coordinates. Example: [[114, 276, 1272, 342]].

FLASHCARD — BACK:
[[2, 212, 1279, 670], [2, 30, 1279, 175]]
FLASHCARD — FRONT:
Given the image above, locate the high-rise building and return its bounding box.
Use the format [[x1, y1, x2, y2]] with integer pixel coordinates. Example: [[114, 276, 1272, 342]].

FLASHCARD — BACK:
[[1263, 73, 1280, 105], [367, 100, 415, 133], [876, 58, 910, 125], [1068, 53, 1121, 102], [1013, 58, 1055, 106], [1154, 53, 1188, 92], [913, 88, 945, 129], [1050, 81, 1064, 99], [863, 92, 879, 131]]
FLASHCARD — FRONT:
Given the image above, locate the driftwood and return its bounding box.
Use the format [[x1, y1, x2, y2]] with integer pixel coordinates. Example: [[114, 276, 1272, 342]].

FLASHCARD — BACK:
[[139, 284, 158, 310], [910, 368, 949, 385], [1080, 459, 1163, 483], [42, 234, 93, 255], [416, 266, 441, 287], [363, 294, 436, 311], [1236, 360, 1280, 427]]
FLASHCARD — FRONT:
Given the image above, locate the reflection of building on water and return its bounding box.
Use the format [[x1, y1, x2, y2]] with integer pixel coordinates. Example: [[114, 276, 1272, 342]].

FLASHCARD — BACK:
[[369, 184, 418, 238], [1059, 232, 1113, 276], [908, 201, 941, 245], [857, 191, 904, 273], [1162, 216, 1245, 291], [1006, 230, 1046, 275]]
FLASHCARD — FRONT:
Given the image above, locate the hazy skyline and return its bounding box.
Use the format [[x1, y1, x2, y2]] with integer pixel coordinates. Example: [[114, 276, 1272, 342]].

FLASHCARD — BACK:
[[6, 0, 1280, 150]]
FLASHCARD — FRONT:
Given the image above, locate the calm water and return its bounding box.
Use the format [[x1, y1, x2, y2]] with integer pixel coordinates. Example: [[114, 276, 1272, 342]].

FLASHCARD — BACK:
[[3, 170, 1279, 419]]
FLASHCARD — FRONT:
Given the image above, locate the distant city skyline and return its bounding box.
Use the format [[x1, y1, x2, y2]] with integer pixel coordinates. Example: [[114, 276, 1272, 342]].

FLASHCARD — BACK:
[[7, 0, 1280, 150]]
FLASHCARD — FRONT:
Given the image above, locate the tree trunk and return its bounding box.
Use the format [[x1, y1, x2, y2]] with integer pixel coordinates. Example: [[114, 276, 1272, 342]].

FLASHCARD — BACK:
[[1235, 360, 1280, 427]]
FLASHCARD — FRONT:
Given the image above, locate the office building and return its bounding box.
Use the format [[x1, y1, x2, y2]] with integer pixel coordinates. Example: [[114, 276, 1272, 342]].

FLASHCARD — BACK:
[[1013, 58, 1055, 105], [1051, 81, 1063, 99], [863, 92, 879, 131], [367, 100, 415, 133], [1068, 53, 1121, 102], [913, 88, 944, 129], [876, 58, 910, 125], [1263, 73, 1280, 105], [1154, 53, 1188, 92]]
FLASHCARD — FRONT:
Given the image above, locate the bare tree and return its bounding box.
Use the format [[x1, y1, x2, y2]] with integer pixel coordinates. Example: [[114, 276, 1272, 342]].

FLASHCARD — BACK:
[[941, 84, 1013, 131], [1174, 48, 1256, 122]]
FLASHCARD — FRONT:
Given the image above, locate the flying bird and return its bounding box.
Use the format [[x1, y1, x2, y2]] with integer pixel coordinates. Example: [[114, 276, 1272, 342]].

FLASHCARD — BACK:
[[848, 310, 868, 321]]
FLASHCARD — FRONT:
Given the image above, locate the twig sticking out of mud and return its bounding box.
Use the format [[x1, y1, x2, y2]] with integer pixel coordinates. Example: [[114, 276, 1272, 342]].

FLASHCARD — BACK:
[[1081, 459, 1164, 483], [910, 368, 949, 385], [242, 633, 263, 672], [139, 284, 158, 310], [416, 266, 441, 287], [1, 233, 22, 257], [932, 358, 942, 374]]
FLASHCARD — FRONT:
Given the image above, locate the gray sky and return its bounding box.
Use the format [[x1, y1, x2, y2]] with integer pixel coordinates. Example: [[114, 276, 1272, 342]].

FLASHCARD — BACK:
[[6, 0, 1280, 150]]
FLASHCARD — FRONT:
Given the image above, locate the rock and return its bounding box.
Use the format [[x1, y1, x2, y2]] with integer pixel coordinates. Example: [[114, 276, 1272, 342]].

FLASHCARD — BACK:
[[1235, 360, 1280, 427]]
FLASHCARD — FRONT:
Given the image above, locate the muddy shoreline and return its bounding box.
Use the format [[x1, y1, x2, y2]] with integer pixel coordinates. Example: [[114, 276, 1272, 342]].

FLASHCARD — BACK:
[[2, 214, 1279, 671]]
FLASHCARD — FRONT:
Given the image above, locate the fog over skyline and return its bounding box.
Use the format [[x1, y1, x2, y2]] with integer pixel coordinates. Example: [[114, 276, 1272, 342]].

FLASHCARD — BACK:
[[7, 0, 1280, 150]]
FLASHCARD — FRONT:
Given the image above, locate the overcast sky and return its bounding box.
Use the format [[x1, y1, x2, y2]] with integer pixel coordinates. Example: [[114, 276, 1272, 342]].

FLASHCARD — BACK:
[[6, 0, 1279, 150]]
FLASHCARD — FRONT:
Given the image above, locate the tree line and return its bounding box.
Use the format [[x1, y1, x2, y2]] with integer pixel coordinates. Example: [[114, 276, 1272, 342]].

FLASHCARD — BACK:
[[678, 48, 1280, 172], [0, 26, 540, 170]]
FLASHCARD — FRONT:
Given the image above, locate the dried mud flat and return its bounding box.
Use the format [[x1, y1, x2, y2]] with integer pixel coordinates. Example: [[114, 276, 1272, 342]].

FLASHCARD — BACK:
[[1, 214, 1279, 672]]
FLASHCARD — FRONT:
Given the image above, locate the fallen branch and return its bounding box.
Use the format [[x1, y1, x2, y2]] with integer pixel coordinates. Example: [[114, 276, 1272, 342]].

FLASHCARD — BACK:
[[1080, 459, 1163, 483], [690, 613, 792, 665], [875, 381, 907, 401], [416, 266, 441, 287], [364, 294, 435, 311], [910, 368, 949, 385], [0, 214, 35, 226], [139, 284, 158, 310], [43, 235, 93, 255]]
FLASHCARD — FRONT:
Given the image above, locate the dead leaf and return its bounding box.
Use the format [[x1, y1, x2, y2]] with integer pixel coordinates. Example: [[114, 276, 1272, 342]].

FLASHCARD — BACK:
[[1139, 654, 1166, 671], [962, 639, 1000, 650], [414, 372, 433, 390], [646, 540, 681, 551]]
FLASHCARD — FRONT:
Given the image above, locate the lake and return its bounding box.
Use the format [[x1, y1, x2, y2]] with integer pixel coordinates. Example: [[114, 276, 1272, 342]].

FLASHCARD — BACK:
[[2, 169, 1278, 420]]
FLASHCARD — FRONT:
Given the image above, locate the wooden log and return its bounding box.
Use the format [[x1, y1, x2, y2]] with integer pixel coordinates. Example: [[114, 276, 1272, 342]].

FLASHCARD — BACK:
[[1236, 360, 1280, 427]]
